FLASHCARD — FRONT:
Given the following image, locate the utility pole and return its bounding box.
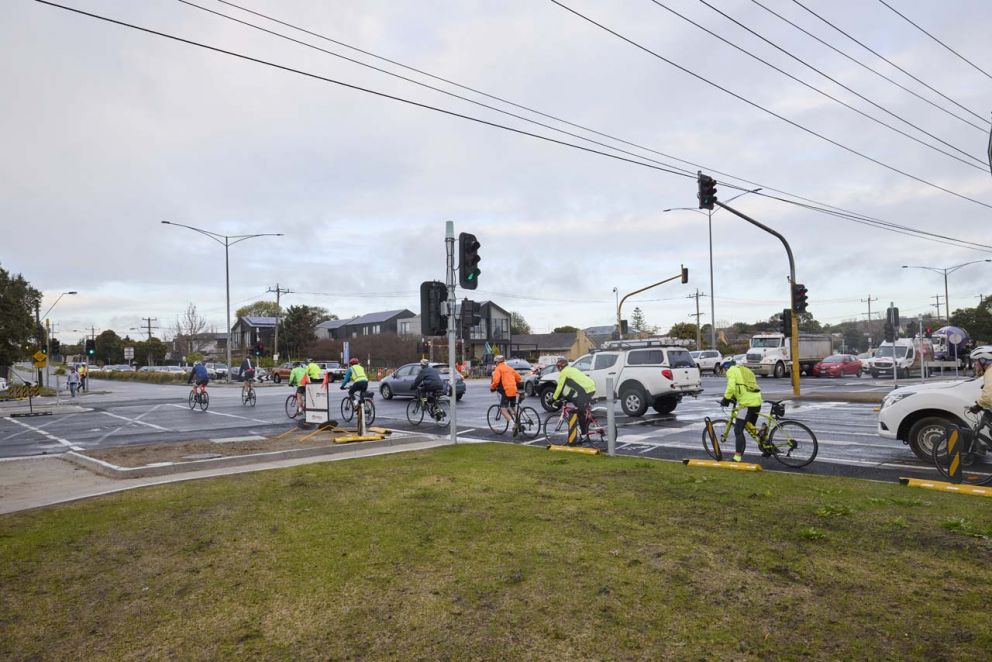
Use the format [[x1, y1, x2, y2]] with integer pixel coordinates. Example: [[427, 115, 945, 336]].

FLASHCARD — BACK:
[[931, 295, 944, 321], [140, 317, 158, 340], [267, 284, 293, 361], [688, 289, 706, 349], [34, 301, 43, 385], [860, 295, 878, 348]]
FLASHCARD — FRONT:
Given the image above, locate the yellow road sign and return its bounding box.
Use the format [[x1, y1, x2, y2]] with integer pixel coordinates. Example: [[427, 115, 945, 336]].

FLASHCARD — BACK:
[[33, 360, 47, 369], [32, 351, 47, 362]]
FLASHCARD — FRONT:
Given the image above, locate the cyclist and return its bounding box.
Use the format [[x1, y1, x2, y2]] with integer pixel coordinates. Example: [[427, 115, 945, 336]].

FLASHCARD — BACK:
[[288, 361, 306, 414], [187, 361, 210, 398], [489, 355, 522, 435], [412, 359, 445, 407], [968, 346, 992, 413], [720, 362, 763, 462], [338, 358, 369, 402], [551, 357, 596, 441], [239, 355, 256, 397], [303, 358, 321, 385]]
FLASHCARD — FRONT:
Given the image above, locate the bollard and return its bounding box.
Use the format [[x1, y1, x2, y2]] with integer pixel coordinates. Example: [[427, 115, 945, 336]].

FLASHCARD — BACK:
[[943, 425, 968, 485], [567, 409, 579, 446], [704, 416, 722, 461], [356, 395, 367, 437], [606, 376, 616, 457]]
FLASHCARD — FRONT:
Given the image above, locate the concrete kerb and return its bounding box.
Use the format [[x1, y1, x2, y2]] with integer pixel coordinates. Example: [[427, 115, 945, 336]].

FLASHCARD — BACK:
[[63, 432, 430, 479]]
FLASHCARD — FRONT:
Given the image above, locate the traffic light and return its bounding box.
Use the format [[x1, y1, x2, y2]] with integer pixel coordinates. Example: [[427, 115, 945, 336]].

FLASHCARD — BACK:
[[461, 299, 481, 334], [620, 319, 629, 336], [781, 308, 793, 337], [50, 338, 61, 357], [697, 171, 717, 210], [85, 339, 95, 356], [884, 322, 895, 343], [791, 282, 809, 314], [886, 306, 900, 327], [458, 232, 481, 289], [681, 265, 689, 284], [420, 281, 448, 336], [254, 341, 264, 357]]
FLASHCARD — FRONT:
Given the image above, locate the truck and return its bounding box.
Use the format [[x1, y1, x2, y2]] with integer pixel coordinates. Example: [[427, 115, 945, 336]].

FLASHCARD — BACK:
[[868, 337, 965, 378], [745, 332, 832, 378], [931, 326, 970, 363]]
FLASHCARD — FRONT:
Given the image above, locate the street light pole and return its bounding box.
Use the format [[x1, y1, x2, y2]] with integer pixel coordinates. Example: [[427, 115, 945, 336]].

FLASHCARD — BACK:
[[162, 221, 283, 383], [41, 291, 77, 389], [901, 259, 992, 321]]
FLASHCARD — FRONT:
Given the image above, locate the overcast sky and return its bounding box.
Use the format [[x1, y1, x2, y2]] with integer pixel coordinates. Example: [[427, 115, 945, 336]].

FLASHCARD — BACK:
[[3, 0, 991, 344]]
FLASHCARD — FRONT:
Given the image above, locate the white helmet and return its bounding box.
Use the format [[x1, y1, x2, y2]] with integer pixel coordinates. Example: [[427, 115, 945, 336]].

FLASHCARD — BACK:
[[970, 346, 992, 363]]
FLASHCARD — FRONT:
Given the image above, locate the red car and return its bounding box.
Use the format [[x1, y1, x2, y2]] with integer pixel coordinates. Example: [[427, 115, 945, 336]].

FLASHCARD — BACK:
[[811, 354, 862, 378]]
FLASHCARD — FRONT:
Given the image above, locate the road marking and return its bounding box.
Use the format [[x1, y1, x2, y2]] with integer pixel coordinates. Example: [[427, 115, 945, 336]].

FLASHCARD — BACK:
[[1, 412, 79, 441], [102, 411, 170, 431], [211, 435, 266, 443], [167, 403, 272, 424], [4, 417, 83, 451]]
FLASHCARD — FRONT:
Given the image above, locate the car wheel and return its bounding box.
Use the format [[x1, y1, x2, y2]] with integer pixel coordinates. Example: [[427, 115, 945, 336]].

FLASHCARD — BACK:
[[380, 384, 393, 399], [525, 382, 534, 396], [870, 370, 878, 378], [908, 416, 961, 461], [773, 362, 786, 379], [856, 368, 863, 378], [651, 397, 678, 415], [273, 374, 281, 384], [539, 386, 559, 412], [620, 384, 648, 417]]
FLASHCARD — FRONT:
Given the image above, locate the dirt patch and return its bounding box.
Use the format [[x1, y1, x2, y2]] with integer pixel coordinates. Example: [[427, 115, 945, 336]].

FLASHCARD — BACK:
[[82, 426, 362, 468]]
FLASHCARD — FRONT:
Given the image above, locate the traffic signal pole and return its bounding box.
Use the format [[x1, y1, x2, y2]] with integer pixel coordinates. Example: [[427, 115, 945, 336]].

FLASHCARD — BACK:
[[713, 201, 801, 397], [445, 221, 457, 446]]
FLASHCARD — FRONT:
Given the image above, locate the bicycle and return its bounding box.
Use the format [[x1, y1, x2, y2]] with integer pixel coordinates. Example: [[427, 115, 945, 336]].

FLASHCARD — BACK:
[[486, 393, 541, 439], [285, 388, 305, 419], [406, 388, 449, 428], [188, 384, 209, 411], [241, 378, 256, 407], [930, 407, 992, 486], [544, 400, 616, 447], [703, 400, 818, 468], [340, 390, 376, 426]]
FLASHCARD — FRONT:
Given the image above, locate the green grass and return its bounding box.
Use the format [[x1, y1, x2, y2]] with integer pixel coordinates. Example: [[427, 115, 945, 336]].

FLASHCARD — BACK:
[[2, 444, 991, 660]]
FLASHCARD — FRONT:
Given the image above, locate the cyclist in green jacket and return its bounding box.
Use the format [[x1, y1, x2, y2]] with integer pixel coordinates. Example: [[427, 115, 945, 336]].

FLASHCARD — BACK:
[[721, 363, 763, 462], [289, 362, 306, 414], [552, 357, 597, 438]]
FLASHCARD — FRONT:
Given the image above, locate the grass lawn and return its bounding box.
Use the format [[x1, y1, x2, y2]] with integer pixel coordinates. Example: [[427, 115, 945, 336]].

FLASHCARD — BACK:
[[2, 443, 991, 660]]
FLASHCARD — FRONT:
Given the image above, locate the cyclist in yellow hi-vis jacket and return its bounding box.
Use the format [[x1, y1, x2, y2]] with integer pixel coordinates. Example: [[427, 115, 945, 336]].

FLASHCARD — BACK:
[[721, 363, 763, 462]]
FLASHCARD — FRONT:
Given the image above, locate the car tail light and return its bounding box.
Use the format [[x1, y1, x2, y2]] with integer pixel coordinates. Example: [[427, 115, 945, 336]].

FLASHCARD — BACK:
[[661, 369, 673, 380]]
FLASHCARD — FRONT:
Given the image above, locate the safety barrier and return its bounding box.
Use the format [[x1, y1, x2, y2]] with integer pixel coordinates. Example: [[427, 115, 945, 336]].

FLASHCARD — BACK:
[[683, 459, 763, 472], [898, 478, 992, 498], [0, 384, 42, 401]]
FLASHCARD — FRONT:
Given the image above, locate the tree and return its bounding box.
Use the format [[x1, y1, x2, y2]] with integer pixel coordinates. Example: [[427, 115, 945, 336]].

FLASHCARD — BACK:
[[0, 264, 41, 380], [279, 305, 330, 358], [510, 311, 531, 335], [553, 325, 579, 333], [133, 338, 167, 367], [173, 302, 207, 358], [951, 298, 992, 344], [667, 322, 698, 342], [631, 307, 647, 333], [94, 330, 123, 364], [235, 300, 281, 319]]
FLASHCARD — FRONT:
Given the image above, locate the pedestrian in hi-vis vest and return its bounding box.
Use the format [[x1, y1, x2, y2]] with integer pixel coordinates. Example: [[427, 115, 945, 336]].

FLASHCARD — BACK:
[[721, 363, 763, 462]]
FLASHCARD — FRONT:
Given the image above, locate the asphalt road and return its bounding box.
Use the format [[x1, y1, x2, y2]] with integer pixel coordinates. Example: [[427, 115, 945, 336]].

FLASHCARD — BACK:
[[0, 372, 950, 484]]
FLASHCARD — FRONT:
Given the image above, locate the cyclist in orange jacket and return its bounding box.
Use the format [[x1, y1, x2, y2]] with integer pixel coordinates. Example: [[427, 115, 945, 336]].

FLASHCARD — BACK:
[[490, 355, 522, 435]]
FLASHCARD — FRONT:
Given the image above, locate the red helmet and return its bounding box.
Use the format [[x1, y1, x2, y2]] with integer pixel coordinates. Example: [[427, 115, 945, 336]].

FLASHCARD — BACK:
[[349, 358, 359, 365]]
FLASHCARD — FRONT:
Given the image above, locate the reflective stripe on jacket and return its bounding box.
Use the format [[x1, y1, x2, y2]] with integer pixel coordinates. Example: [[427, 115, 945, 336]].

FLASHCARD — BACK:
[[490, 363, 521, 397], [553, 365, 596, 400], [724, 364, 762, 408]]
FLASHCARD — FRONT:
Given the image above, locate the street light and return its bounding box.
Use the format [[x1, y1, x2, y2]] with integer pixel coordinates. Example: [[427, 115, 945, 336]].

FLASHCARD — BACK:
[[901, 259, 992, 320], [40, 291, 77, 387], [162, 221, 283, 382], [664, 187, 762, 350]]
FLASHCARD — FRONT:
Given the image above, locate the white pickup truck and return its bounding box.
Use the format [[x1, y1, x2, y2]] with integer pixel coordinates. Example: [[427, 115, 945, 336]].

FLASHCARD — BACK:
[[535, 341, 703, 416]]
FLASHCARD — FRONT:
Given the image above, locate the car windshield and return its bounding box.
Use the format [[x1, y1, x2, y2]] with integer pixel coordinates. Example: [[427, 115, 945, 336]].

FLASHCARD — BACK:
[[689, 351, 701, 359], [751, 338, 781, 348], [876, 346, 909, 358], [822, 356, 843, 363]]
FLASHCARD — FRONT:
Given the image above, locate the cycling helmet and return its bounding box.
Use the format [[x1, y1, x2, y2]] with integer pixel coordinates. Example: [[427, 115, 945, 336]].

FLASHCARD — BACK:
[[420, 359, 430, 367], [349, 358, 359, 365], [494, 354, 505, 363], [306, 358, 314, 363], [970, 346, 992, 364], [556, 357, 568, 368]]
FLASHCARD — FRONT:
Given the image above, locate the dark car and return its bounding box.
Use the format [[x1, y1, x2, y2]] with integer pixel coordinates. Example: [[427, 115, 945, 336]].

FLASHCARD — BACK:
[[379, 362, 466, 400], [811, 354, 862, 378]]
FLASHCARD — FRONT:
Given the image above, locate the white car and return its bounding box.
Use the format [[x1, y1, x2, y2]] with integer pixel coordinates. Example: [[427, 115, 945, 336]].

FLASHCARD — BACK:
[[690, 350, 724, 374], [878, 377, 982, 460], [0, 377, 7, 392]]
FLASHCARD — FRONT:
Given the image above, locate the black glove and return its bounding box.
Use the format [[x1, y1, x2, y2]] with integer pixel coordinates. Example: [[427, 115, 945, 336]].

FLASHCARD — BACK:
[[968, 404, 983, 414], [719, 398, 731, 407], [340, 385, 346, 390]]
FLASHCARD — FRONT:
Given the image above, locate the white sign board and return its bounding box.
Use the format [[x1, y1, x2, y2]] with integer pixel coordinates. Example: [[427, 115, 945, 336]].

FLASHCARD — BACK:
[[305, 384, 330, 424], [124, 347, 134, 359]]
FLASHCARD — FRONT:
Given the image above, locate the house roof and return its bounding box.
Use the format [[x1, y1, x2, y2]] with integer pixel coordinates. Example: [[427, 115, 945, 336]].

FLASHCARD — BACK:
[[510, 332, 577, 351], [584, 325, 615, 335], [480, 301, 510, 317], [240, 316, 278, 327], [316, 318, 352, 330], [345, 309, 415, 325]]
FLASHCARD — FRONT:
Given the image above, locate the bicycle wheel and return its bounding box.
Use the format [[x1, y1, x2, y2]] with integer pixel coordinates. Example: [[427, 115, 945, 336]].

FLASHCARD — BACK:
[[544, 412, 568, 445], [406, 399, 424, 426], [767, 420, 818, 467], [931, 434, 992, 486], [432, 400, 450, 428], [285, 394, 300, 419], [199, 391, 209, 412], [363, 400, 376, 426], [587, 415, 617, 446], [701, 419, 731, 460], [246, 390, 256, 407], [516, 406, 542, 439], [188, 390, 196, 410], [341, 397, 355, 422], [487, 404, 509, 434]]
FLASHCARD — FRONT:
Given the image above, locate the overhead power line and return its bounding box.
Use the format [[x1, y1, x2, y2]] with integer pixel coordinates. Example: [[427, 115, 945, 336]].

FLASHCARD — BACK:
[[34, 0, 992, 255], [790, 0, 990, 126], [875, 0, 992, 82], [550, 0, 992, 212], [685, 0, 987, 168], [192, 0, 992, 252], [748, 0, 987, 133]]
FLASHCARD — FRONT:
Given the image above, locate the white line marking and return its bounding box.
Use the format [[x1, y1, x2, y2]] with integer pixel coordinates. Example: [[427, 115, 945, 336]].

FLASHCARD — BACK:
[[210, 435, 266, 443], [167, 403, 272, 424], [4, 417, 83, 451], [102, 411, 170, 431]]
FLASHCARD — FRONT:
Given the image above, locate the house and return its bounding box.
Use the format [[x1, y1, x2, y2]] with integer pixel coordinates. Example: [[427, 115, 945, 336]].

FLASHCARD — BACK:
[[583, 325, 616, 348], [315, 318, 353, 341], [509, 330, 595, 361], [339, 309, 416, 338], [398, 316, 421, 336], [230, 316, 276, 355], [461, 301, 512, 360]]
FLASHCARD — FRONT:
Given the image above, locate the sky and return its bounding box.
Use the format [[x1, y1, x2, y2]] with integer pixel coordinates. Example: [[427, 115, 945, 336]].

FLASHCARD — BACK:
[[3, 0, 992, 345]]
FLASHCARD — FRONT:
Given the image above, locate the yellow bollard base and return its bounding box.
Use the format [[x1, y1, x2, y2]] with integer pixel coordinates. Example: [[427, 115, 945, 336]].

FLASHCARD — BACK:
[[683, 458, 762, 472], [899, 477, 992, 497], [334, 434, 386, 444], [548, 444, 600, 455]]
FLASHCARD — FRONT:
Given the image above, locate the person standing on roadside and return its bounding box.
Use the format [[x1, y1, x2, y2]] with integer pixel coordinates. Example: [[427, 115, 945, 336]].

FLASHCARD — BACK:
[[79, 363, 88, 392], [66, 366, 79, 398]]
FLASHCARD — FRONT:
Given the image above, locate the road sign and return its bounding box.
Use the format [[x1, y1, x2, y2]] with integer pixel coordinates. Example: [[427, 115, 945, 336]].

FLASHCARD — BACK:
[[33, 359, 47, 369], [32, 351, 46, 362], [124, 346, 134, 360]]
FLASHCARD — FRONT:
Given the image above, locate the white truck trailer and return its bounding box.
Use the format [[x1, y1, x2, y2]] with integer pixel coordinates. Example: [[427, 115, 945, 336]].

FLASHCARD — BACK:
[[745, 332, 832, 378]]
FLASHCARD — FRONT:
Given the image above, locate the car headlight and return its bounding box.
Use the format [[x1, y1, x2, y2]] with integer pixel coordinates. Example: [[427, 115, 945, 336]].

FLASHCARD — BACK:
[[881, 391, 915, 410]]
